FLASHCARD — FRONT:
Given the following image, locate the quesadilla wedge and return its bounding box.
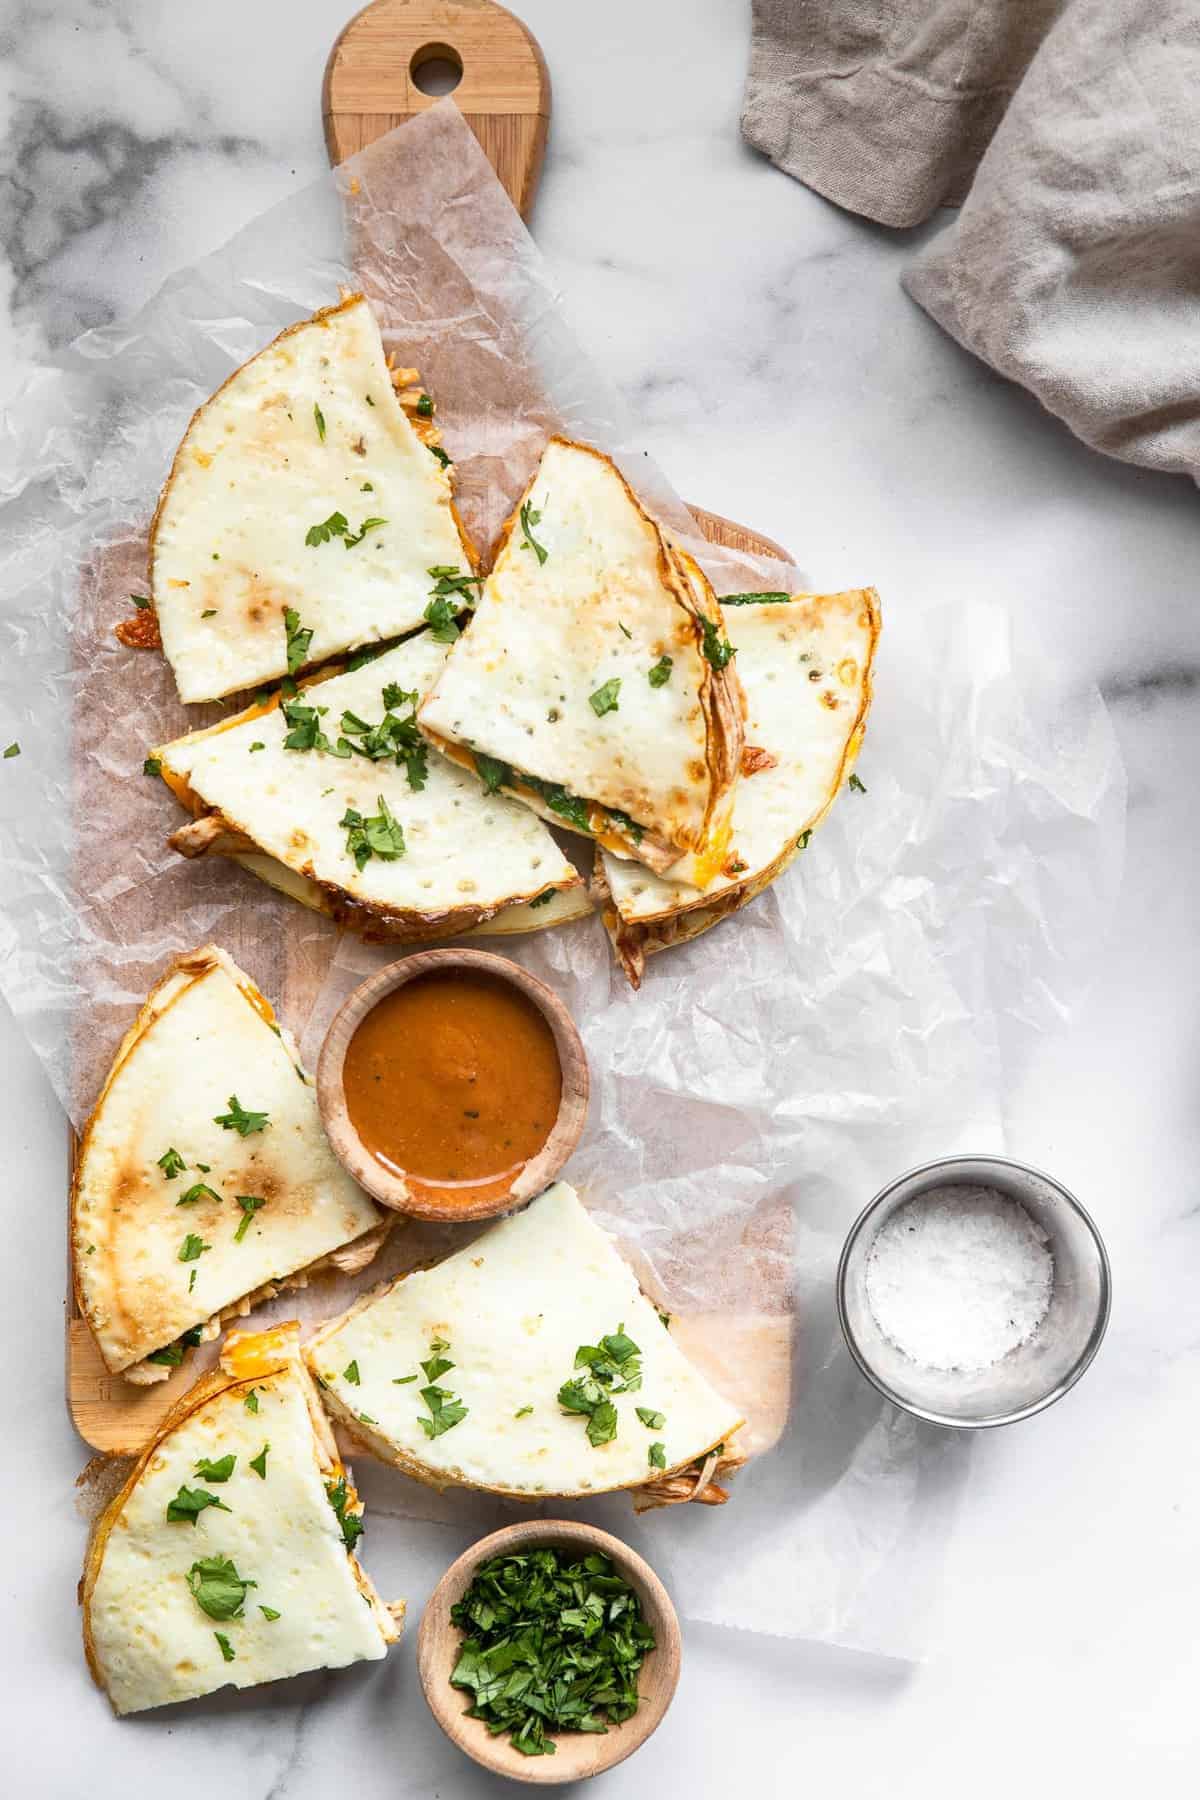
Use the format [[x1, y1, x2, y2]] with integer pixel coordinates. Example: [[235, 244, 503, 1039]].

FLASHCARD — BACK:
[[305, 1181, 744, 1502], [71, 946, 387, 1384], [595, 588, 880, 985], [154, 631, 582, 942], [148, 293, 476, 702], [417, 437, 746, 878], [82, 1323, 402, 1715]]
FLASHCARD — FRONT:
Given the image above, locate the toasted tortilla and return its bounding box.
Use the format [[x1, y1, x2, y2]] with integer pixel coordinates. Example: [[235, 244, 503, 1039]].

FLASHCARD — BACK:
[[305, 1182, 743, 1500], [418, 437, 745, 877], [149, 293, 475, 703], [82, 1323, 401, 1715], [71, 946, 385, 1380], [596, 589, 880, 984], [155, 632, 582, 942]]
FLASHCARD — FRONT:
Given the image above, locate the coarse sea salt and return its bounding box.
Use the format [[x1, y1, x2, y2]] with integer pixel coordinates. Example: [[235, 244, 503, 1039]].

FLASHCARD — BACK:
[[864, 1185, 1054, 1373]]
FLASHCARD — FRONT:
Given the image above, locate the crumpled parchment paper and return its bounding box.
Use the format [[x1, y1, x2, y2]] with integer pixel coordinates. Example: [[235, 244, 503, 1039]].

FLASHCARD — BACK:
[[0, 103, 1124, 1659]]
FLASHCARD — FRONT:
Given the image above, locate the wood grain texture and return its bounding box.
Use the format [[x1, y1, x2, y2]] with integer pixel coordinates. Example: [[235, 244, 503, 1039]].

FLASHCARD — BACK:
[[66, 1, 794, 1456], [417, 1519, 681, 1782], [324, 0, 551, 217], [316, 947, 588, 1219]]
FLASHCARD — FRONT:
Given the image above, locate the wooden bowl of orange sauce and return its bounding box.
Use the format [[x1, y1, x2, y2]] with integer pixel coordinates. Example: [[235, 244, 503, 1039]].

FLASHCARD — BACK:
[[316, 949, 588, 1221]]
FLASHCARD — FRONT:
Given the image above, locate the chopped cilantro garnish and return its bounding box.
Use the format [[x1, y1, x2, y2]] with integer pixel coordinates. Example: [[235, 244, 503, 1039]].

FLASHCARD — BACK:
[[343, 1359, 361, 1385], [215, 1632, 236, 1662], [720, 591, 790, 606], [474, 752, 511, 795], [233, 1195, 267, 1243], [194, 1454, 236, 1483], [313, 401, 326, 441], [304, 510, 348, 547], [157, 1147, 187, 1180], [528, 889, 556, 909], [178, 1233, 210, 1263], [606, 807, 643, 846], [848, 772, 867, 793], [588, 677, 621, 717], [796, 828, 812, 850], [648, 1441, 667, 1469], [340, 794, 405, 869], [342, 515, 386, 548], [416, 1335, 468, 1438], [304, 509, 385, 550], [515, 1405, 534, 1418], [244, 1388, 260, 1413], [423, 596, 461, 643], [325, 1477, 364, 1552], [635, 1407, 665, 1430], [648, 655, 673, 687], [558, 1325, 641, 1449], [166, 1484, 231, 1525], [346, 643, 386, 671], [280, 697, 336, 754], [178, 1181, 221, 1207], [146, 1343, 184, 1368], [523, 774, 591, 833], [249, 1443, 270, 1480], [519, 499, 549, 564], [143, 756, 161, 777], [284, 606, 313, 674], [187, 1554, 255, 1621], [416, 393, 434, 417], [295, 686, 425, 788], [259, 1605, 280, 1622], [700, 616, 735, 671], [214, 1096, 270, 1137], [130, 593, 151, 610], [427, 564, 482, 609], [428, 443, 451, 468], [449, 1547, 655, 1753]]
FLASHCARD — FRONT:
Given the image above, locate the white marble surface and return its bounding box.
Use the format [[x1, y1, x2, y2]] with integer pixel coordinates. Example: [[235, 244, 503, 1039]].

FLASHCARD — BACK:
[[3, 0, 1199, 1793]]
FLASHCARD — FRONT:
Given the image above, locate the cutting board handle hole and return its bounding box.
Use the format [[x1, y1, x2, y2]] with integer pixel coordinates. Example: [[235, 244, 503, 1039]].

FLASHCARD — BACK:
[[410, 43, 463, 96]]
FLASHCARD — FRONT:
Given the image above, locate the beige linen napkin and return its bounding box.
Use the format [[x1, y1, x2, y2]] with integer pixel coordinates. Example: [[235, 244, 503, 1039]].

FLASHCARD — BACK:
[[743, 0, 1200, 476]]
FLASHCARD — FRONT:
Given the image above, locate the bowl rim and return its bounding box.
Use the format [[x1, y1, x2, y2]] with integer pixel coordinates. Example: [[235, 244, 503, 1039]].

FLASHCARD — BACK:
[[416, 1518, 682, 1784], [835, 1152, 1112, 1430], [315, 947, 588, 1222]]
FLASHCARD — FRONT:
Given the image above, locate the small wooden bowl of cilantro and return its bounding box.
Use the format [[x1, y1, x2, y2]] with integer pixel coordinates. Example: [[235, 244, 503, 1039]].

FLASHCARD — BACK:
[[417, 1518, 682, 1782]]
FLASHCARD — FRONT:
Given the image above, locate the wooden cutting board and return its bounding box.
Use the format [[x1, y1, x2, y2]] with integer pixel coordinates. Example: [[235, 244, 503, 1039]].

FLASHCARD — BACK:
[[323, 0, 792, 562], [67, 0, 793, 1456]]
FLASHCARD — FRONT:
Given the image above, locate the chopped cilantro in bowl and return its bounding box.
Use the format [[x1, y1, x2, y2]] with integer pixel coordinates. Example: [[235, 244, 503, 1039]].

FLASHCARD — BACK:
[[446, 1543, 657, 1757]]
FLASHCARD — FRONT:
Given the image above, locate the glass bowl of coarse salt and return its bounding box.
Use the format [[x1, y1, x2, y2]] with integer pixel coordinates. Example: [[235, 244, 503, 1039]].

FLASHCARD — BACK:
[[836, 1155, 1111, 1428]]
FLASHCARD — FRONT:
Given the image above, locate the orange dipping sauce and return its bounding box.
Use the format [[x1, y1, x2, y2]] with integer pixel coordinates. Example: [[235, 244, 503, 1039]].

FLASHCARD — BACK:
[[342, 969, 562, 1194]]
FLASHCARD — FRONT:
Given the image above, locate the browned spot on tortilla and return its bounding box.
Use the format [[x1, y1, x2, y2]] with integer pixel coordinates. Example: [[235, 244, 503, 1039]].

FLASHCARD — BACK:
[[351, 436, 366, 456], [115, 608, 162, 650], [687, 758, 707, 782], [821, 690, 840, 709], [741, 744, 778, 777], [289, 829, 310, 850], [244, 574, 286, 632], [838, 658, 859, 686]]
